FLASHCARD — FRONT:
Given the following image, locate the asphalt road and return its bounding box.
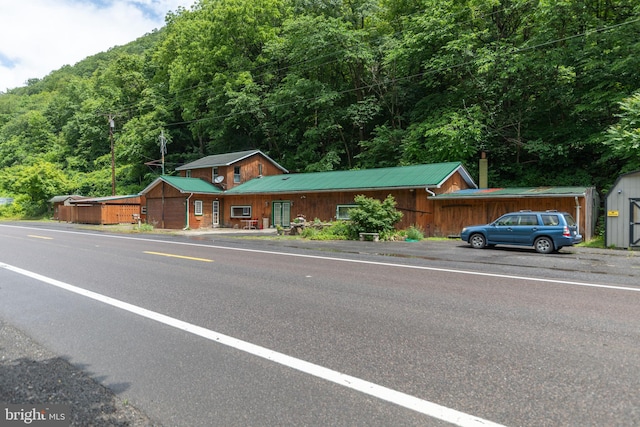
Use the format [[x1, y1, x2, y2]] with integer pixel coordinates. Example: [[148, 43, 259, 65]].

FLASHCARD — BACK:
[[1, 222, 639, 426]]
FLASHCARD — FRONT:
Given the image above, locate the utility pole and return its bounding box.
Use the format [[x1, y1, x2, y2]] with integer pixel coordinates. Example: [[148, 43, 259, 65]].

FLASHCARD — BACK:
[[108, 115, 116, 196], [159, 130, 167, 175]]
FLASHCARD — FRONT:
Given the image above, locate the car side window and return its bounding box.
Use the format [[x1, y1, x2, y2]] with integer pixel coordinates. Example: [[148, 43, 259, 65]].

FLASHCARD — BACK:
[[541, 214, 560, 226], [518, 215, 538, 226], [496, 216, 516, 226]]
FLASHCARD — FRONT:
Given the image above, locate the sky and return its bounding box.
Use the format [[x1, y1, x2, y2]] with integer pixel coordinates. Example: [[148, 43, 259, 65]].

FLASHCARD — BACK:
[[0, 0, 198, 92]]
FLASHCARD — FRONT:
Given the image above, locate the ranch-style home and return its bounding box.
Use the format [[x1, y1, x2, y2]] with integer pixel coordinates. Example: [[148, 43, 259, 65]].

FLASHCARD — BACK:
[[140, 150, 477, 232]]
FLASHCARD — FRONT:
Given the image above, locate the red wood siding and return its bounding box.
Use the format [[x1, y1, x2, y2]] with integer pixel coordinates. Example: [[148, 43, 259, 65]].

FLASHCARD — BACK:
[[432, 197, 590, 238], [179, 153, 284, 189]]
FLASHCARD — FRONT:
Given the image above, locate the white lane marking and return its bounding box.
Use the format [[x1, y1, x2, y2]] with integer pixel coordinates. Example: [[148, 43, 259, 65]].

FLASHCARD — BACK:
[[1, 224, 639, 293], [0, 261, 505, 427]]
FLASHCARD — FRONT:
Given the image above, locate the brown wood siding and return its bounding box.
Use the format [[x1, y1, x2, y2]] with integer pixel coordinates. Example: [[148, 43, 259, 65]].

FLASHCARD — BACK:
[[178, 153, 285, 190], [187, 196, 222, 229], [433, 197, 590, 238], [224, 189, 427, 230], [53, 204, 73, 222], [145, 182, 188, 229]]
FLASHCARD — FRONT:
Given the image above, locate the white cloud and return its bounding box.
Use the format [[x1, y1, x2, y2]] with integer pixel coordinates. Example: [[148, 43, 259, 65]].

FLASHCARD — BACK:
[[0, 0, 196, 92]]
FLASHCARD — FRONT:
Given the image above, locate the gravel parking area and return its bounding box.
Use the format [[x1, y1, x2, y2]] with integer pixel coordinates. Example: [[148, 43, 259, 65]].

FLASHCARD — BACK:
[[0, 320, 159, 426]]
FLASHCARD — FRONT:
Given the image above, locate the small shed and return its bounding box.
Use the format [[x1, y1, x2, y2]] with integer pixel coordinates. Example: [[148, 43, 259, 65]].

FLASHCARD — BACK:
[[432, 187, 598, 240], [605, 170, 640, 249], [68, 194, 145, 225], [49, 195, 86, 221]]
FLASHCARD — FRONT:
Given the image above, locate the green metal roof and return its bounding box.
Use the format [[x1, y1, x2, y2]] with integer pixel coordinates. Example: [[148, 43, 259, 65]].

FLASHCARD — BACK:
[[226, 162, 475, 194], [434, 187, 589, 199], [140, 176, 223, 195], [175, 149, 288, 173]]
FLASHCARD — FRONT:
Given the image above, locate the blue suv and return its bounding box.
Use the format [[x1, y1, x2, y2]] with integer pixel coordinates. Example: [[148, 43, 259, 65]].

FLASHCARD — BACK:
[[460, 211, 582, 254]]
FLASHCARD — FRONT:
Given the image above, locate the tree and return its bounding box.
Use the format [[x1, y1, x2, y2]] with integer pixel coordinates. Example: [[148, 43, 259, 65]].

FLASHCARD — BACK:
[[603, 92, 640, 174], [0, 161, 73, 216]]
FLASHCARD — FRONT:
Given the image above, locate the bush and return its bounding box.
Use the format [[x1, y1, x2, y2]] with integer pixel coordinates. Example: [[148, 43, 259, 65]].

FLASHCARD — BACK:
[[404, 225, 424, 241], [347, 194, 403, 239]]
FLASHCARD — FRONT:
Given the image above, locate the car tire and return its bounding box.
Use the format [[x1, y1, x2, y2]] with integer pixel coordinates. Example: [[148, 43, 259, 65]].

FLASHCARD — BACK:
[[469, 233, 486, 249], [534, 237, 554, 254]]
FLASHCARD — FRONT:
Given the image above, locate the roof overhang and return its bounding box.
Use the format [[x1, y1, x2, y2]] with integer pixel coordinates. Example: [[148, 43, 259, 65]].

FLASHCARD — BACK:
[[434, 187, 589, 200]]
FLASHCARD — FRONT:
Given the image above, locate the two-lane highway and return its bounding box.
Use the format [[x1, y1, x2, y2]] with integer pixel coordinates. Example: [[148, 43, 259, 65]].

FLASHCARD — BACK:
[[1, 223, 639, 426]]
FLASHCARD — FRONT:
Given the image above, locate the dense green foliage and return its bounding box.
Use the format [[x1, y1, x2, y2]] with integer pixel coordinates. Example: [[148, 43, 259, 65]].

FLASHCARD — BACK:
[[348, 194, 403, 238], [1, 0, 639, 216]]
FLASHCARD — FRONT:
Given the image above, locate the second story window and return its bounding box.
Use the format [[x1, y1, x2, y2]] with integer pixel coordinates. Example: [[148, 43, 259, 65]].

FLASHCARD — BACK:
[[212, 167, 218, 182], [234, 166, 241, 183]]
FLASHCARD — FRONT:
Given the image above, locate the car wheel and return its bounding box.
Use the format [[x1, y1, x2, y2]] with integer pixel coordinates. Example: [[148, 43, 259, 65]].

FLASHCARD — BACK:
[[534, 237, 554, 254], [469, 233, 486, 249]]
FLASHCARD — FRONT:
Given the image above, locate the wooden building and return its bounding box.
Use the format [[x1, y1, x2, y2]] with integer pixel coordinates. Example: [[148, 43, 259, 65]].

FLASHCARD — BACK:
[[142, 176, 223, 229], [68, 195, 145, 225], [605, 170, 640, 249], [175, 149, 288, 189], [223, 163, 476, 232], [141, 150, 477, 231], [63, 149, 599, 240], [433, 187, 598, 240], [50, 195, 86, 222]]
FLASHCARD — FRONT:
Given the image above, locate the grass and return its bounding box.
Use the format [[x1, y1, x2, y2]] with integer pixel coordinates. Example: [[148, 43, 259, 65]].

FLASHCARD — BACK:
[[577, 236, 604, 249]]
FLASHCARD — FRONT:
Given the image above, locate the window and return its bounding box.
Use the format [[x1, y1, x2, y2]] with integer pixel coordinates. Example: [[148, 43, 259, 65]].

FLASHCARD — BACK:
[[541, 214, 560, 226], [234, 166, 241, 183], [212, 167, 219, 182], [496, 215, 516, 226], [336, 204, 357, 220], [194, 200, 203, 216], [231, 205, 252, 218], [185, 170, 191, 177], [518, 215, 538, 226]]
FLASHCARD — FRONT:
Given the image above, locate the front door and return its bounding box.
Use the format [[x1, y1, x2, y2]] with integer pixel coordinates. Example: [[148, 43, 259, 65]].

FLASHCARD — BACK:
[[272, 201, 291, 228], [631, 199, 640, 247], [212, 200, 220, 228]]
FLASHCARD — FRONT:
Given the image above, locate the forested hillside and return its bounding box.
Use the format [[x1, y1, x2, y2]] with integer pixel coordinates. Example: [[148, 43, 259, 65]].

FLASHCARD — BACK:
[[1, 0, 639, 217]]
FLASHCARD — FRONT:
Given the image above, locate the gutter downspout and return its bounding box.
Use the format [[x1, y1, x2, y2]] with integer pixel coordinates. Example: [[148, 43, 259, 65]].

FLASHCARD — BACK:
[[425, 188, 436, 197], [184, 193, 193, 230], [575, 196, 581, 235]]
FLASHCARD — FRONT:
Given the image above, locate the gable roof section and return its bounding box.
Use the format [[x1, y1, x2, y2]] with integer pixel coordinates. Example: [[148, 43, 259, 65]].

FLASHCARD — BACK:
[[69, 194, 141, 204], [49, 195, 85, 203], [175, 149, 288, 173], [226, 162, 476, 194], [140, 176, 223, 195], [433, 187, 590, 199]]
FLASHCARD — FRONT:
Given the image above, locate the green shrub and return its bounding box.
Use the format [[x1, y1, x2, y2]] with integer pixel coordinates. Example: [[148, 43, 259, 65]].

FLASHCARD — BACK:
[[347, 194, 403, 239], [135, 223, 154, 232], [301, 226, 319, 239], [405, 225, 424, 241]]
